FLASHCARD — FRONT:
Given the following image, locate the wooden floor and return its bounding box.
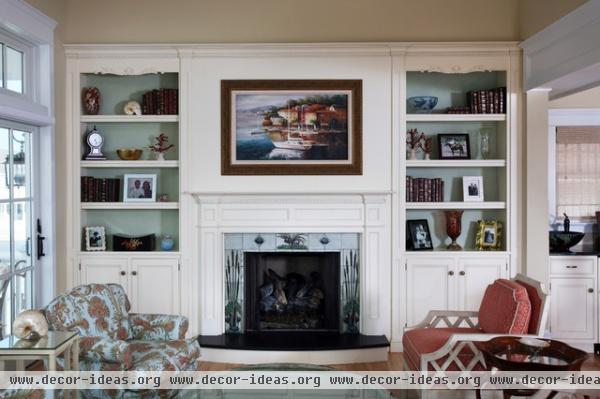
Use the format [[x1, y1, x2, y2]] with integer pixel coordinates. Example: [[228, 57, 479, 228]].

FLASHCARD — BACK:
[[199, 351, 600, 371]]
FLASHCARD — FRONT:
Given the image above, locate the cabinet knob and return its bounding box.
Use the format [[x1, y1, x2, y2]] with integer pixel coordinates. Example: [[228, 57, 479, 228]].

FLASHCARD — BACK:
[[120, 271, 126, 276], [459, 271, 466, 276], [589, 288, 594, 293], [448, 271, 455, 276], [566, 265, 579, 269], [131, 271, 137, 276]]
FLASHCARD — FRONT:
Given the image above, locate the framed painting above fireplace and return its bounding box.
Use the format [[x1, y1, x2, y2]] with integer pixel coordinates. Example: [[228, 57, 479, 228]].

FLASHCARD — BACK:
[[221, 80, 363, 175]]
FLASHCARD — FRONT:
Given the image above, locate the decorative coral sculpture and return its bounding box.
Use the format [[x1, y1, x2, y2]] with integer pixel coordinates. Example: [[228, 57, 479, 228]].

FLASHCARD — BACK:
[[149, 133, 174, 160]]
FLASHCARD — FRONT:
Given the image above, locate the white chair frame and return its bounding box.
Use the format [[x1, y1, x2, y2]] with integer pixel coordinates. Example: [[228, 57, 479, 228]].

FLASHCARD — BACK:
[[403, 273, 550, 373]]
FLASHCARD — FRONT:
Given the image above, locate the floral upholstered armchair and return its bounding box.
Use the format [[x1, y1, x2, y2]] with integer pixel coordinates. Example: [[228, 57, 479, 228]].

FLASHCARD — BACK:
[[44, 283, 200, 372]]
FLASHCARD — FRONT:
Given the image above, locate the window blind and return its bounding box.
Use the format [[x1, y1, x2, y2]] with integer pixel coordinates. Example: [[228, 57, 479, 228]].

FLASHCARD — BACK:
[[556, 126, 600, 218]]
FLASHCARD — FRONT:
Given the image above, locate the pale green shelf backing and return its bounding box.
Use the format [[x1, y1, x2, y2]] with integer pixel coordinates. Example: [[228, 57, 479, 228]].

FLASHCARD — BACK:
[[406, 121, 506, 160], [81, 168, 179, 201], [406, 71, 507, 113], [406, 167, 502, 202], [80, 73, 178, 115], [406, 209, 506, 251], [81, 209, 179, 251], [81, 123, 179, 161]]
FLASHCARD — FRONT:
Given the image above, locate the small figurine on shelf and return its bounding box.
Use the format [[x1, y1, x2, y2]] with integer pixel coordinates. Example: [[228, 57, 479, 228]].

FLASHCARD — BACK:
[[407, 128, 426, 160], [161, 234, 175, 251], [123, 101, 142, 116], [149, 133, 174, 161], [82, 87, 101, 115], [420, 136, 433, 160]]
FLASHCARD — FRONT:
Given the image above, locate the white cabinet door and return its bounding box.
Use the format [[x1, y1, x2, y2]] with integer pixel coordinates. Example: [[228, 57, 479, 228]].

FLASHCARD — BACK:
[[406, 257, 455, 326], [130, 257, 180, 314], [457, 257, 507, 311], [550, 278, 596, 340], [80, 256, 128, 289]]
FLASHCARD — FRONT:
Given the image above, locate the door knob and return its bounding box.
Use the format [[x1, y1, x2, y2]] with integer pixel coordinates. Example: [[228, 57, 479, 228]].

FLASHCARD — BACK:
[[459, 271, 466, 276], [448, 271, 455, 276], [589, 288, 594, 293], [131, 271, 137, 276]]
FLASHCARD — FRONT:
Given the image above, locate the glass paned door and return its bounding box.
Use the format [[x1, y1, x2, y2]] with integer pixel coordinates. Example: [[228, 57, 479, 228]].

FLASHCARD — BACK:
[[0, 123, 36, 338]]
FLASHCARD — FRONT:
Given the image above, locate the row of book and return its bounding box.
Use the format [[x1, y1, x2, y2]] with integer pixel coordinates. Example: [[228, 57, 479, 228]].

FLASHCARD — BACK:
[[406, 177, 444, 202], [142, 89, 178, 115], [81, 177, 121, 202], [467, 87, 506, 114]]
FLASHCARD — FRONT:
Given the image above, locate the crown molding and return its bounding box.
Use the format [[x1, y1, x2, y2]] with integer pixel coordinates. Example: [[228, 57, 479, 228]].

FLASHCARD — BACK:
[[64, 42, 521, 59], [520, 0, 600, 92]]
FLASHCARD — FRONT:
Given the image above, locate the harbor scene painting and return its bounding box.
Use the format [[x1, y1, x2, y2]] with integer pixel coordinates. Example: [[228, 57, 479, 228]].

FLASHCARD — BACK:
[[221, 80, 362, 175]]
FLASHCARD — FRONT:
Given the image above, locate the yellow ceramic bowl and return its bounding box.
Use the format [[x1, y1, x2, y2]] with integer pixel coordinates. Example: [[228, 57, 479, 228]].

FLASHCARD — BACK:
[[116, 148, 143, 161]]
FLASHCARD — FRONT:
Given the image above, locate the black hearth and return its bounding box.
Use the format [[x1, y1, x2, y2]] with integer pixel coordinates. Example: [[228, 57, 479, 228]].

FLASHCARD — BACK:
[[244, 252, 340, 332]]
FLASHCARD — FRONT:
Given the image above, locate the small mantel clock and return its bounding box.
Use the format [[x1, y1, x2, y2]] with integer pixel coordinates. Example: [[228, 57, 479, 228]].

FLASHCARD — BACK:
[[85, 125, 106, 160]]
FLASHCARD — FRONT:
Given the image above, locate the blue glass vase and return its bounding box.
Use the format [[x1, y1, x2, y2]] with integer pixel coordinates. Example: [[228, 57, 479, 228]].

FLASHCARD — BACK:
[[161, 234, 175, 251]]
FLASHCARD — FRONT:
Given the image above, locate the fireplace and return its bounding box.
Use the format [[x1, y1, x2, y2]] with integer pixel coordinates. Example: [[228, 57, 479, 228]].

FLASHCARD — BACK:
[[244, 252, 340, 332], [195, 196, 391, 361], [223, 232, 362, 334]]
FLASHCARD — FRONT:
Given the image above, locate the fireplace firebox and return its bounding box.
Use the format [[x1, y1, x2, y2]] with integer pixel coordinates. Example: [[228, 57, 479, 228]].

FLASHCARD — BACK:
[[244, 252, 340, 332]]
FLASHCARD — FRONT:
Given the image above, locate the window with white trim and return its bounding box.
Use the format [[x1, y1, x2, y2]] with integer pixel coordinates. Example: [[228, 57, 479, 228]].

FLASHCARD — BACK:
[[555, 126, 600, 219], [0, 31, 30, 95]]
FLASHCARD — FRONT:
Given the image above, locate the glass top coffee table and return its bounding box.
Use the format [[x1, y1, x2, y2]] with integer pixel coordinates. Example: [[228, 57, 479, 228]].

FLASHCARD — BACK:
[[475, 336, 588, 399], [0, 330, 79, 371]]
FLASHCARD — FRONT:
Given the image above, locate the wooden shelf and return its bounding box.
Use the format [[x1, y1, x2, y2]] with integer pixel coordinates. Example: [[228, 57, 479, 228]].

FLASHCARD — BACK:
[[406, 159, 505, 168], [406, 114, 506, 122], [406, 201, 506, 210], [81, 202, 179, 210], [81, 160, 179, 168], [80, 115, 179, 123]]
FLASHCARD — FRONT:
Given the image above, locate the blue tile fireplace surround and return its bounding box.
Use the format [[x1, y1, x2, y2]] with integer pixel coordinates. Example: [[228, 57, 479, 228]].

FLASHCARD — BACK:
[[223, 233, 360, 334]]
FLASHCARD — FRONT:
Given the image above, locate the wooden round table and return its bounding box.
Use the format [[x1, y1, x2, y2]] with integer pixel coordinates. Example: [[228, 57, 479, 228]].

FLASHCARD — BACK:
[[475, 336, 589, 399]]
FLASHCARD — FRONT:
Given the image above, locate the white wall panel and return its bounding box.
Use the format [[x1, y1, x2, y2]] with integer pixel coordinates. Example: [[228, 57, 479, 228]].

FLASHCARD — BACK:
[[187, 55, 392, 192]]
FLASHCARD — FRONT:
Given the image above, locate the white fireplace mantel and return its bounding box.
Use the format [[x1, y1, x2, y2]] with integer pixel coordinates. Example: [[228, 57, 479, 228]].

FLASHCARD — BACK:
[[189, 192, 392, 342]]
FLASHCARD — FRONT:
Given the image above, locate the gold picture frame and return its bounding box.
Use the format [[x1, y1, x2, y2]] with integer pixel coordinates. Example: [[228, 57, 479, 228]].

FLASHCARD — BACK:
[[475, 220, 503, 250]]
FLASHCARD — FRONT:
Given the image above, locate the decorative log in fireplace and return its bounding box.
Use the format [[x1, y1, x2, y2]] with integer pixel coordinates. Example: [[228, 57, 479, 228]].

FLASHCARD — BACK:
[[245, 252, 340, 332]]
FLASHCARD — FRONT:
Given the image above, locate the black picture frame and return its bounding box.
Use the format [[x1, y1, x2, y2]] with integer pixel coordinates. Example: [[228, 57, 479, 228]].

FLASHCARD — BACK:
[[437, 134, 471, 160], [407, 219, 434, 251]]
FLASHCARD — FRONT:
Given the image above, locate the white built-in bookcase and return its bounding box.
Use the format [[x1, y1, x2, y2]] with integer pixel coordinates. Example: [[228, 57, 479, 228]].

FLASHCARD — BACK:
[[390, 44, 521, 351], [64, 44, 520, 347], [65, 48, 188, 317]]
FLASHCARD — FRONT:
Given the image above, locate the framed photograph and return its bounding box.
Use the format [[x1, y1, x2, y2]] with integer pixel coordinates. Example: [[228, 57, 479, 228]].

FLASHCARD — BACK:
[[407, 219, 433, 251], [85, 226, 106, 251], [221, 79, 362, 175], [476, 220, 503, 250], [123, 174, 156, 202], [463, 176, 484, 202], [437, 134, 471, 160]]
